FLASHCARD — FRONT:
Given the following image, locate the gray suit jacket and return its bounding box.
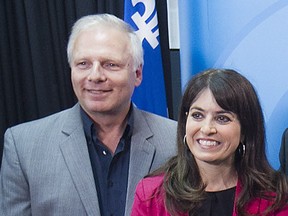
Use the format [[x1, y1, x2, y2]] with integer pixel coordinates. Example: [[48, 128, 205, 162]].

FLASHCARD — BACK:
[[0, 104, 177, 216]]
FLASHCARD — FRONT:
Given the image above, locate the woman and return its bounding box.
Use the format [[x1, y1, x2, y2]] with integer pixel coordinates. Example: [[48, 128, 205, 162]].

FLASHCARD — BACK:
[[131, 69, 288, 216]]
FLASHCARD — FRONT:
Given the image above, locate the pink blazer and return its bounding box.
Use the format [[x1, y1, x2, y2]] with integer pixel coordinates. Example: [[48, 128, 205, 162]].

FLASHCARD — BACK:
[[131, 175, 288, 216]]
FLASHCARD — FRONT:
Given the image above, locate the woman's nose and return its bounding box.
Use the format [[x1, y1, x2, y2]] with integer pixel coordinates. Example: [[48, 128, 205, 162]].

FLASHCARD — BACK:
[[200, 120, 217, 134]]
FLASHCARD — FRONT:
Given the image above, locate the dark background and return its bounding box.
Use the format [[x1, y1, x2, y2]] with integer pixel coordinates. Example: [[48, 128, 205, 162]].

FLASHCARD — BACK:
[[0, 0, 181, 168]]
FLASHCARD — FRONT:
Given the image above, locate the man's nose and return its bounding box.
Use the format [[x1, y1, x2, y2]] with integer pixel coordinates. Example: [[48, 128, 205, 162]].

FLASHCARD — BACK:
[[87, 63, 107, 82]]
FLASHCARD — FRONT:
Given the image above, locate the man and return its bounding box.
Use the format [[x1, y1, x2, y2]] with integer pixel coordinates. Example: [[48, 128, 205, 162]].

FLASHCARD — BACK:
[[0, 14, 177, 216]]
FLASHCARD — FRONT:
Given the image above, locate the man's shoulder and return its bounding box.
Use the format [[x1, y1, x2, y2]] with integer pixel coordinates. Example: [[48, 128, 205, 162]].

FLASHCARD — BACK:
[[133, 109, 177, 147], [135, 108, 177, 126], [10, 105, 78, 132]]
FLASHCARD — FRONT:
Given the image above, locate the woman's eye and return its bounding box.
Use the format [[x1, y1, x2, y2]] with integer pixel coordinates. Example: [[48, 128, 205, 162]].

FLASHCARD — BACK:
[[191, 112, 203, 120], [215, 115, 231, 124]]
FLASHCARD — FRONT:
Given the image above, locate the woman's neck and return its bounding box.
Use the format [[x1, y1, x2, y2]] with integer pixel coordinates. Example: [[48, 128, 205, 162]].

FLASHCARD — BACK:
[[198, 162, 238, 192]]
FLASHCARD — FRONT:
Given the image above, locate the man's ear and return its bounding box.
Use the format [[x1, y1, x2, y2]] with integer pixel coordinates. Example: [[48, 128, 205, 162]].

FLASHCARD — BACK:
[[134, 64, 143, 87]]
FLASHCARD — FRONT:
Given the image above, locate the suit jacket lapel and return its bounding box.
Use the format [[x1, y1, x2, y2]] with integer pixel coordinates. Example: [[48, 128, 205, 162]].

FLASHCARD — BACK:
[[125, 108, 156, 215], [59, 104, 100, 216]]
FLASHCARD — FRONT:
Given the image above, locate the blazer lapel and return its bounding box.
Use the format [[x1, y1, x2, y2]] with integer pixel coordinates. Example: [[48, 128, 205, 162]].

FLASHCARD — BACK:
[[59, 104, 100, 216], [125, 108, 156, 215]]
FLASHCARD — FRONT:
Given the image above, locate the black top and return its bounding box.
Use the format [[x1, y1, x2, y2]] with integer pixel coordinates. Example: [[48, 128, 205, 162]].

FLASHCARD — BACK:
[[81, 106, 133, 216], [191, 187, 236, 216]]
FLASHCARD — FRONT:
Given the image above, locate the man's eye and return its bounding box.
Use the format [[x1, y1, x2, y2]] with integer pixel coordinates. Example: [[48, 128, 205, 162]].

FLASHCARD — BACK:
[[77, 62, 86, 66], [103, 62, 121, 70], [77, 61, 93, 70], [76, 62, 89, 69]]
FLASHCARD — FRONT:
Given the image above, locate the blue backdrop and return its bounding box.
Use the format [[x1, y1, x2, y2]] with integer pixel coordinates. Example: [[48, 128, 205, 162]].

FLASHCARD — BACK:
[[124, 0, 168, 117], [178, 0, 288, 169]]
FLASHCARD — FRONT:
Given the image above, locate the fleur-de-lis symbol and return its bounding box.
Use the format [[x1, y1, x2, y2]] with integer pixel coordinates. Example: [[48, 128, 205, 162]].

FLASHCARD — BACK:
[[131, 0, 160, 49]]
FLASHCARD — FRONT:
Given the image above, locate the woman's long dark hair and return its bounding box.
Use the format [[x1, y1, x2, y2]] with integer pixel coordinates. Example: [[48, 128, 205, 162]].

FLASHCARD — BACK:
[[151, 69, 288, 216]]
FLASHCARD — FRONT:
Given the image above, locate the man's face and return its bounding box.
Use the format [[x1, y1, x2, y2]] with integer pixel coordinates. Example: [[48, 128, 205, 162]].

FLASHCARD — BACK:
[[70, 25, 142, 117]]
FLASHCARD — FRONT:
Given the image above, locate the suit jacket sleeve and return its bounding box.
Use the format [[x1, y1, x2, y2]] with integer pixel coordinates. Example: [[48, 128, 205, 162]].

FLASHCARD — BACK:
[[0, 104, 100, 216], [0, 128, 31, 216]]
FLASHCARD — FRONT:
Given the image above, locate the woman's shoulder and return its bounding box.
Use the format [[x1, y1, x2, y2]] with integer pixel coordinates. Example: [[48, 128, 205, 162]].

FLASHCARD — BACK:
[[132, 174, 173, 216], [135, 174, 165, 198], [245, 192, 288, 215]]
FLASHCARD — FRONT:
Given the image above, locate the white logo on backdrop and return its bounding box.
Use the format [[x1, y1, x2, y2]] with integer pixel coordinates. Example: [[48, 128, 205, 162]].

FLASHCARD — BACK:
[[131, 0, 159, 49]]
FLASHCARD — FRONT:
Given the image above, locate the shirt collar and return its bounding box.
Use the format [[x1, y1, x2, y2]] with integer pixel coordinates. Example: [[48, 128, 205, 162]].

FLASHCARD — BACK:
[[80, 105, 134, 144]]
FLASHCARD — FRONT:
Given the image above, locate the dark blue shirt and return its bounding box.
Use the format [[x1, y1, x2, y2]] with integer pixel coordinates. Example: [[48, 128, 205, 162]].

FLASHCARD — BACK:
[[81, 107, 133, 216]]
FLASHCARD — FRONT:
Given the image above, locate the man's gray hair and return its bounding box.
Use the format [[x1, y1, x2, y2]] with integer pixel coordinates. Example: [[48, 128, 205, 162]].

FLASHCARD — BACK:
[[67, 13, 144, 70]]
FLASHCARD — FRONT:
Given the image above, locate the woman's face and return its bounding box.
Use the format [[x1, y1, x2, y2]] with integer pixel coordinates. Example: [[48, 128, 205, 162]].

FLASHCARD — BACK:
[[185, 88, 241, 167]]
